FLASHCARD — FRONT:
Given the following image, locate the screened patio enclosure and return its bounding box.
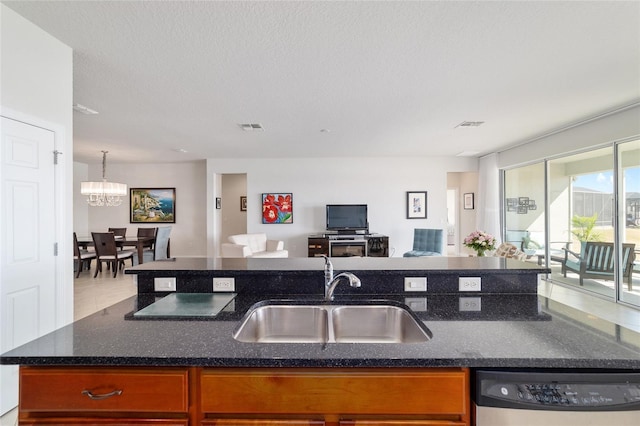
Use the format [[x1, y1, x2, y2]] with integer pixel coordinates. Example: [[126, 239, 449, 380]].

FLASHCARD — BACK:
[[503, 140, 640, 309]]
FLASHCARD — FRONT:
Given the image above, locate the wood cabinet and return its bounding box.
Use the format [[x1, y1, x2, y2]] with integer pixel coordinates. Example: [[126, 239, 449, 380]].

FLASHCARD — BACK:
[[308, 235, 389, 257], [19, 366, 469, 426], [199, 368, 469, 426], [308, 237, 330, 257], [18, 366, 190, 425]]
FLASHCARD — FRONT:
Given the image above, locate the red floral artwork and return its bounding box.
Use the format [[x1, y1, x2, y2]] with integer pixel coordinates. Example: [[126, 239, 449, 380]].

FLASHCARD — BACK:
[[262, 193, 293, 224]]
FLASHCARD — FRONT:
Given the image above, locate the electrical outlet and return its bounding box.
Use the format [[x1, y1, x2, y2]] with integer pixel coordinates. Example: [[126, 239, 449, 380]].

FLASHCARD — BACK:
[[213, 277, 235, 292], [404, 277, 427, 292], [459, 297, 482, 312], [154, 277, 176, 292], [404, 297, 427, 312], [459, 276, 481, 292]]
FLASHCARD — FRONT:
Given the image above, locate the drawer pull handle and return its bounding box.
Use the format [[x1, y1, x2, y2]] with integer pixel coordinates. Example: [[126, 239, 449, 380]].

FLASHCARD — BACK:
[[81, 389, 123, 400]]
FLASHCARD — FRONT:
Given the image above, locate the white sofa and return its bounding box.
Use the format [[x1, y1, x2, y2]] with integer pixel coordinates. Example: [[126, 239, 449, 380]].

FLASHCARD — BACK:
[[221, 233, 288, 258]]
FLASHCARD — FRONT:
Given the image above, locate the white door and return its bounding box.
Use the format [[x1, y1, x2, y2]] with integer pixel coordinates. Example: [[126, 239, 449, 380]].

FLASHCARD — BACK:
[[0, 117, 57, 414]]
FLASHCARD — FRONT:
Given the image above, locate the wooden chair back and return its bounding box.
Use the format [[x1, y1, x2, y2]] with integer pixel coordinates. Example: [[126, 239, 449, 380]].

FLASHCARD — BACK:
[[108, 227, 127, 238], [91, 232, 134, 277], [92, 232, 119, 258], [137, 227, 157, 250], [137, 227, 157, 238], [73, 232, 81, 258]]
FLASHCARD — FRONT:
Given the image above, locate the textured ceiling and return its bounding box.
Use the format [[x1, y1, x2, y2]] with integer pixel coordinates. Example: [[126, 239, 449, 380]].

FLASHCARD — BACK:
[[4, 1, 640, 164]]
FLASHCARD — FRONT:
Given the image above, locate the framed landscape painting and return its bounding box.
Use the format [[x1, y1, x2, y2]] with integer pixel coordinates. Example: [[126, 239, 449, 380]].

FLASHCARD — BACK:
[[262, 193, 293, 224], [130, 188, 176, 223]]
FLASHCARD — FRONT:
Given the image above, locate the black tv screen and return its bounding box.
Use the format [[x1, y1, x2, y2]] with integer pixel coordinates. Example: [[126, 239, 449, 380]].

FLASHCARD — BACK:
[[326, 204, 368, 232]]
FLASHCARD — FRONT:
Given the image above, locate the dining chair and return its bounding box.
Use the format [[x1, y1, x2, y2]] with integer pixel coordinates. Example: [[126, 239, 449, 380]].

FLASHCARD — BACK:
[[141, 226, 172, 263], [108, 227, 127, 237], [137, 227, 157, 250], [92, 232, 135, 278], [73, 232, 96, 278], [108, 227, 127, 251]]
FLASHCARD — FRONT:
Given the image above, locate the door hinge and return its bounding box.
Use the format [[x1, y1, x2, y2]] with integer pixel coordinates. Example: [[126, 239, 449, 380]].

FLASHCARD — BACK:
[[54, 242, 58, 256], [53, 150, 62, 165]]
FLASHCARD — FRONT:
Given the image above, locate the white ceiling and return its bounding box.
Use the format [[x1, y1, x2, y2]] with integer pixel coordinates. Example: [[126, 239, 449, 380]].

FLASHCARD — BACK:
[[4, 1, 640, 164]]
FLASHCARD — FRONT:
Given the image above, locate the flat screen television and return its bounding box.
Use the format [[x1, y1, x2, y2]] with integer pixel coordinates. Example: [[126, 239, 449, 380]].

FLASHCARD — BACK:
[[326, 204, 368, 234]]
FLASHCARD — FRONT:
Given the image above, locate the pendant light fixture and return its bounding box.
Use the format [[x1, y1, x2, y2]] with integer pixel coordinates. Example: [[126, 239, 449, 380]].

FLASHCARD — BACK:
[[80, 151, 127, 207]]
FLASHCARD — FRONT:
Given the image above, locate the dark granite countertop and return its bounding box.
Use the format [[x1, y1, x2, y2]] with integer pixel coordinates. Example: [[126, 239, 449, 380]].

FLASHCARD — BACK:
[[2, 292, 639, 369], [125, 256, 550, 274], [126, 257, 549, 296]]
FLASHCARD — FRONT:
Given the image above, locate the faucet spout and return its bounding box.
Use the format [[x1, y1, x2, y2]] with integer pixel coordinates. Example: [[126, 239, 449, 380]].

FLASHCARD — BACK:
[[322, 255, 333, 284], [325, 272, 361, 302]]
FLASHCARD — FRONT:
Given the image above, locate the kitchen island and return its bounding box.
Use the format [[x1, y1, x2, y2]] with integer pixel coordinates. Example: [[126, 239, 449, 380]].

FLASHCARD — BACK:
[[3, 257, 639, 425]]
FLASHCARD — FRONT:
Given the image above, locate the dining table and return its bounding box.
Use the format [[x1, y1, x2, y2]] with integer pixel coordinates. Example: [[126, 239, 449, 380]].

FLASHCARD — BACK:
[[76, 235, 156, 265]]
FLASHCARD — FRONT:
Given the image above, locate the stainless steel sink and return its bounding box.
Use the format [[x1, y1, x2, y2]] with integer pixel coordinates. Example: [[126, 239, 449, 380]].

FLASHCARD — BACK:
[[331, 305, 431, 343], [233, 305, 328, 343], [233, 301, 432, 343]]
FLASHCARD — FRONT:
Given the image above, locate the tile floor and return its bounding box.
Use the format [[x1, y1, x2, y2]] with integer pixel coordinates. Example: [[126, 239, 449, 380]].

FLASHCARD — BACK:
[[2, 268, 640, 425]]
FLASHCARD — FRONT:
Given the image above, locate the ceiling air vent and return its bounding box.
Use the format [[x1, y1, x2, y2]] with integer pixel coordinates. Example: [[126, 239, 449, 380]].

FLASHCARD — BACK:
[[455, 121, 484, 128], [238, 123, 264, 132]]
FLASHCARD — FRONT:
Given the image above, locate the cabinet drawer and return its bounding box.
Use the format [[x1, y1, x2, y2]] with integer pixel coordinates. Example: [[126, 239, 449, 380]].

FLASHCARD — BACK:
[[203, 421, 324, 425], [201, 368, 468, 415], [19, 419, 188, 425], [341, 421, 466, 426], [20, 367, 189, 413]]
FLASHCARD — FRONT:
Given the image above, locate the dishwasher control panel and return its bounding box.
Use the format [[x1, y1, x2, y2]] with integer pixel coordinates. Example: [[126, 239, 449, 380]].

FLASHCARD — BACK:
[[476, 370, 640, 411]]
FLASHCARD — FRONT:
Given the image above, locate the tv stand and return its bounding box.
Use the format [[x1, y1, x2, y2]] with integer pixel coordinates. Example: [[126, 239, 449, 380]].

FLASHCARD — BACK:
[[308, 233, 389, 257], [337, 229, 365, 235]]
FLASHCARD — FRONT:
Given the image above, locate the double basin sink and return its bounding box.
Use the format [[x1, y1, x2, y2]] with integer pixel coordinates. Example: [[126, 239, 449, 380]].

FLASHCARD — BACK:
[[233, 300, 432, 344]]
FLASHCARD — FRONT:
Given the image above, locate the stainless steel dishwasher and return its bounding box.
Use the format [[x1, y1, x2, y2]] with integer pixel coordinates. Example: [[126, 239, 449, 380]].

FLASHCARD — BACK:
[[474, 370, 640, 426]]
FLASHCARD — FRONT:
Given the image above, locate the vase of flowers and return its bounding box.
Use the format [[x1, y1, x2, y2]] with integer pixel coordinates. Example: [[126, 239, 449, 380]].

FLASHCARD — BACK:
[[464, 230, 496, 257]]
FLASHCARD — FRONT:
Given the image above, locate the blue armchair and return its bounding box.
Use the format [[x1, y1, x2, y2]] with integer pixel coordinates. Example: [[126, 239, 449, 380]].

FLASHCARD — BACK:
[[403, 229, 444, 257]]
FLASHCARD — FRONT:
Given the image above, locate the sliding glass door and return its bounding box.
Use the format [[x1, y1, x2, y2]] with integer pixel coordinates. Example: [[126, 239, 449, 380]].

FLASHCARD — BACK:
[[503, 142, 640, 309], [618, 139, 640, 306], [548, 147, 615, 298], [503, 163, 545, 261]]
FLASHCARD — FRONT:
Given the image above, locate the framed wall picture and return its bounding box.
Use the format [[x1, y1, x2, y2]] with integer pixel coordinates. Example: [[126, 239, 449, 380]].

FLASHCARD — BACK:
[[262, 193, 293, 224], [240, 196, 247, 211], [216, 197, 221, 209], [406, 191, 427, 219], [464, 193, 474, 210], [130, 188, 176, 223]]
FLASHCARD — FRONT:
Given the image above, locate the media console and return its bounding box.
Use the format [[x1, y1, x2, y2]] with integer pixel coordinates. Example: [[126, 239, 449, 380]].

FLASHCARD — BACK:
[[307, 233, 389, 257]]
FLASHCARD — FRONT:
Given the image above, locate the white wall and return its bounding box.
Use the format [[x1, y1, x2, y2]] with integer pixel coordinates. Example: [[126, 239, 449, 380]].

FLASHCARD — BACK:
[[221, 174, 247, 244], [208, 156, 478, 257], [75, 160, 208, 256], [1, 4, 73, 415], [1, 4, 73, 322], [458, 172, 479, 255], [73, 162, 90, 236], [447, 172, 479, 255]]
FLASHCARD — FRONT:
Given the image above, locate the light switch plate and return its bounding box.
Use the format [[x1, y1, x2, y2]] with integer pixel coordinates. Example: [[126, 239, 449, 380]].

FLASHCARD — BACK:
[[404, 277, 427, 292], [404, 297, 427, 312], [154, 277, 176, 292]]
